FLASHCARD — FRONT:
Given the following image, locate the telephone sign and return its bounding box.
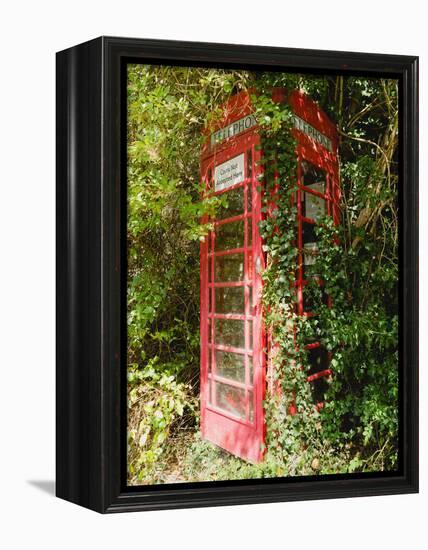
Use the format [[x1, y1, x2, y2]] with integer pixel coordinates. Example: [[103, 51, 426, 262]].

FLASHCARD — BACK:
[[293, 113, 333, 152], [210, 114, 257, 147]]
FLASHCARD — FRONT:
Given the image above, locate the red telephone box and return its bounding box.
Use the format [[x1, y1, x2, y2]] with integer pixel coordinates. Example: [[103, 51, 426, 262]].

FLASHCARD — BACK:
[[200, 90, 340, 463]]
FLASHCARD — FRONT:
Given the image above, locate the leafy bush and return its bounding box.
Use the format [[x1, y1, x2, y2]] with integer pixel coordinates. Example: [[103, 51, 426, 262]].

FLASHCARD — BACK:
[[127, 65, 250, 480], [128, 361, 196, 483]]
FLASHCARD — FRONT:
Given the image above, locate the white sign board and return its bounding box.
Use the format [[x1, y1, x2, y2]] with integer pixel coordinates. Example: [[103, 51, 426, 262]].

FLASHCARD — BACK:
[[214, 154, 245, 192]]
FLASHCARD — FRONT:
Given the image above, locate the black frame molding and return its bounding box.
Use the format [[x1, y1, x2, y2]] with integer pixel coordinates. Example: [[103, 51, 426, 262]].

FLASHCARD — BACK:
[[56, 36, 419, 513]]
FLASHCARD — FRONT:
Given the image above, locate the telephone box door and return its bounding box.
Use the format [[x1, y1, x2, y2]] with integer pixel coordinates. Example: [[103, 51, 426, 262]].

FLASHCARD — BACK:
[[200, 133, 265, 463]]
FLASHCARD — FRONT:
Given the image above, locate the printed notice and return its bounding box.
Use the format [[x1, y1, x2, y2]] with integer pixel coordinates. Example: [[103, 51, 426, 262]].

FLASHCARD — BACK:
[[214, 154, 245, 192]]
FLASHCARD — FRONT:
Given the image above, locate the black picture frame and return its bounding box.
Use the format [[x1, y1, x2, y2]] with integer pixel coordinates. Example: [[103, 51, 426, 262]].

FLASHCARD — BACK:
[[56, 36, 419, 513]]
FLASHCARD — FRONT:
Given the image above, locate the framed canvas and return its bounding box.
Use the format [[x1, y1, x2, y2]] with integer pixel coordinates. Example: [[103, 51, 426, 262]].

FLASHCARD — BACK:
[[56, 36, 419, 513]]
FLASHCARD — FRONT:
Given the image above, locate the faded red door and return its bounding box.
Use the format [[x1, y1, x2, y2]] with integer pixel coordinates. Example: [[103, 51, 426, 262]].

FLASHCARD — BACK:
[[200, 132, 265, 463]]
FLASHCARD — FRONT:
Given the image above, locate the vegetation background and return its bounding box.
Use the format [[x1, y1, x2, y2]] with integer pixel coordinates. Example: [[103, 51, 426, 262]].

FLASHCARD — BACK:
[[127, 64, 399, 485]]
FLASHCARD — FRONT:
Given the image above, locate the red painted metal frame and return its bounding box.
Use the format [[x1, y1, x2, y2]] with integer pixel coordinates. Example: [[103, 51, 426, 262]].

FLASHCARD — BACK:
[[200, 92, 265, 462], [290, 90, 340, 398], [200, 90, 340, 462]]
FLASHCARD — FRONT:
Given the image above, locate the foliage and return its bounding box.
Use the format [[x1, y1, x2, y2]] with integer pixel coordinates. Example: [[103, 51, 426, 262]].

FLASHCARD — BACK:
[[128, 361, 196, 483]]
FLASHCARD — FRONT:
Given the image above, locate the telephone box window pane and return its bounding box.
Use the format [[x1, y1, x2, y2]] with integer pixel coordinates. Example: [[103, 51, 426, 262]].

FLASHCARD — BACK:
[[215, 220, 244, 251], [303, 242, 318, 265], [248, 390, 254, 422], [302, 221, 317, 245], [208, 257, 212, 282], [248, 355, 253, 384], [246, 149, 252, 178], [216, 188, 244, 220], [303, 187, 326, 221], [208, 318, 212, 342], [307, 346, 329, 375], [304, 285, 328, 313], [302, 263, 320, 280], [216, 351, 245, 382], [215, 253, 244, 281], [215, 319, 245, 348], [302, 255, 320, 278], [247, 217, 252, 246], [248, 320, 253, 349], [301, 160, 326, 190], [247, 251, 253, 281], [207, 379, 212, 404], [311, 377, 330, 404], [215, 286, 245, 313], [215, 382, 246, 418], [247, 185, 252, 212], [302, 223, 319, 273], [307, 347, 330, 403], [208, 349, 212, 373], [303, 291, 316, 313]]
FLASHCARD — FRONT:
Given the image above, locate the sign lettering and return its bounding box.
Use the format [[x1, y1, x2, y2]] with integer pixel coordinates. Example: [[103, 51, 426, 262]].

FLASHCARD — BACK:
[[293, 114, 333, 152], [214, 154, 245, 192], [210, 115, 257, 148]]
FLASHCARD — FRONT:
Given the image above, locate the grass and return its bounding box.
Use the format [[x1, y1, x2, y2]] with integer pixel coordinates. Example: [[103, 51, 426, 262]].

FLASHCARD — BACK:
[[128, 425, 395, 486]]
